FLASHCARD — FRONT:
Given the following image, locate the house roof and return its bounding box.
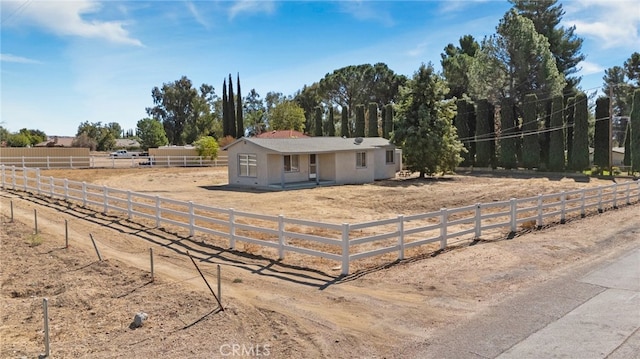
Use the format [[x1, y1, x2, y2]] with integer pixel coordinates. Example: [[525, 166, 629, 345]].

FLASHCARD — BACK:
[[35, 136, 75, 147], [224, 136, 394, 154], [256, 130, 309, 138]]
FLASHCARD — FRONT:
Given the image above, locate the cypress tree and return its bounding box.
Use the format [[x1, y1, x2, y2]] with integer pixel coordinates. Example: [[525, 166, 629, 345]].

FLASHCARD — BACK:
[[314, 106, 323, 136], [383, 103, 393, 139], [328, 107, 336, 136], [466, 99, 476, 165], [565, 96, 575, 166], [367, 103, 378, 137], [341, 106, 349, 137], [355, 104, 365, 137], [500, 97, 517, 169], [236, 73, 244, 138], [570, 92, 590, 171], [522, 94, 540, 169], [455, 99, 471, 166], [631, 89, 640, 172], [623, 122, 631, 166], [475, 99, 494, 167], [222, 78, 229, 137], [548, 95, 565, 171], [227, 74, 236, 138], [539, 99, 552, 169], [593, 97, 611, 169]]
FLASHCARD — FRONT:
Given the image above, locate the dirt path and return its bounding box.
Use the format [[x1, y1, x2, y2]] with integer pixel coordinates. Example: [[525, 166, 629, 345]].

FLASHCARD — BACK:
[[2, 183, 639, 358]]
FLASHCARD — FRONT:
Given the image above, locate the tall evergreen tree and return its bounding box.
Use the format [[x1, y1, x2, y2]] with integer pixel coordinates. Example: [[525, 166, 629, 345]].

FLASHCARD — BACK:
[[475, 99, 495, 167], [341, 106, 349, 137], [500, 97, 518, 169], [314, 106, 323, 136], [222, 78, 229, 137], [228, 74, 236, 138], [367, 103, 378, 137], [548, 95, 565, 171], [383, 103, 393, 139], [570, 93, 590, 171], [631, 89, 640, 172], [510, 0, 585, 96], [565, 96, 575, 166], [236, 73, 244, 138], [623, 122, 631, 166], [328, 107, 336, 136], [522, 93, 540, 169], [539, 99, 552, 169], [593, 97, 611, 169], [355, 105, 365, 137], [455, 99, 471, 165]]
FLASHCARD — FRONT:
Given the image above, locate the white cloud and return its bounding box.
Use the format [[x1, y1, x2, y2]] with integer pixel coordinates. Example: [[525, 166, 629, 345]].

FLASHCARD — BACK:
[[564, 0, 639, 49], [577, 60, 604, 76], [186, 1, 209, 29], [2, 0, 142, 46], [0, 53, 42, 64], [229, 0, 275, 20], [338, 1, 394, 27]]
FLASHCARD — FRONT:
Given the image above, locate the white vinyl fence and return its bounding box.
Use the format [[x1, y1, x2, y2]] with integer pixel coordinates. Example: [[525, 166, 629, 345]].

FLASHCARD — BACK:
[[2, 165, 639, 275], [0, 155, 228, 169]]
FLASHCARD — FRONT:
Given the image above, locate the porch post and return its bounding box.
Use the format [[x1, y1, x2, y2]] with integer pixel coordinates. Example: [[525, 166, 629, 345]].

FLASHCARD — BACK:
[[316, 154, 320, 185], [281, 155, 285, 189]]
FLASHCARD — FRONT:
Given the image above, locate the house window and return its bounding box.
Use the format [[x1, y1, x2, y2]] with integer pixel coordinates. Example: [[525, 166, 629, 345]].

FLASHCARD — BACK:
[[284, 155, 299, 172], [385, 150, 395, 164], [356, 151, 367, 168], [238, 154, 257, 177]]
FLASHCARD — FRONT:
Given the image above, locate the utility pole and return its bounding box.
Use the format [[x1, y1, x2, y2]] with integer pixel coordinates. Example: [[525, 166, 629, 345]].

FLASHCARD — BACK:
[[609, 85, 613, 175]]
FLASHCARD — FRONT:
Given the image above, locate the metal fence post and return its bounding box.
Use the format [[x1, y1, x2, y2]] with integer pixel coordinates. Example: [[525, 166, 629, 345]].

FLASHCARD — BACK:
[[278, 215, 285, 260], [150, 248, 154, 282], [341, 223, 350, 275], [229, 208, 236, 249], [510, 198, 517, 233], [397, 215, 404, 260], [439, 208, 448, 250], [43, 298, 50, 358], [560, 191, 566, 224], [580, 189, 586, 218], [474, 203, 482, 239], [536, 194, 543, 227]]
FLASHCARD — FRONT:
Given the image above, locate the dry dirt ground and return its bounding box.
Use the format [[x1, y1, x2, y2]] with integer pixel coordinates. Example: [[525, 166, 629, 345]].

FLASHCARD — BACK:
[[1, 167, 639, 358]]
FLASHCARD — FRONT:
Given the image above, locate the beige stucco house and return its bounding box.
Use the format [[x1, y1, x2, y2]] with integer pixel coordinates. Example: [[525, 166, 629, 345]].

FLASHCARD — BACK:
[[223, 137, 401, 190]]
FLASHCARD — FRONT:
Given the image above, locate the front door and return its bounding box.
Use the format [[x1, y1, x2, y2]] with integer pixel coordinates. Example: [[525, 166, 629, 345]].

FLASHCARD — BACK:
[[309, 154, 317, 180]]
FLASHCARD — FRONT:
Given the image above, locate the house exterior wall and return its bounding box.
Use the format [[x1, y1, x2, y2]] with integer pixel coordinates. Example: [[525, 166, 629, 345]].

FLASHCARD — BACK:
[[227, 141, 270, 187], [334, 150, 375, 184], [318, 153, 335, 181], [373, 148, 398, 180]]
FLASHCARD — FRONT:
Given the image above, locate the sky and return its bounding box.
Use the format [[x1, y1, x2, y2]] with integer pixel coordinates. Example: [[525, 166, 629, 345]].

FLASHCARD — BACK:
[[1, 0, 639, 137]]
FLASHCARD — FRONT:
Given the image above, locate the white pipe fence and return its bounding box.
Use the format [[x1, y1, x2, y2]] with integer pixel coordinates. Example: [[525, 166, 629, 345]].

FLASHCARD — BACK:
[[1, 165, 638, 275], [0, 155, 228, 169]]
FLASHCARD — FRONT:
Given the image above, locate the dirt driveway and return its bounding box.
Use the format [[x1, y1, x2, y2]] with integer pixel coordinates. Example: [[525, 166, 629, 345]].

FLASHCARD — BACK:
[[1, 168, 638, 358]]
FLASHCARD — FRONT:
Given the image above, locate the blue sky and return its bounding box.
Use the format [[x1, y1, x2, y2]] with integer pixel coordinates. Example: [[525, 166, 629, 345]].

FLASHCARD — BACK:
[[1, 0, 639, 136]]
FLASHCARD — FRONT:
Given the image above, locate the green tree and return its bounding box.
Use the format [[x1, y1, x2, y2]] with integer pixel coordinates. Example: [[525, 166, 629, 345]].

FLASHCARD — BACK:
[[631, 89, 640, 172], [227, 74, 237, 138], [194, 136, 219, 160], [75, 121, 116, 151], [391, 63, 465, 177], [510, 0, 585, 96], [222, 78, 229, 137], [71, 132, 98, 150], [294, 84, 322, 133], [6, 133, 31, 147], [136, 118, 169, 150], [603, 66, 632, 116], [499, 97, 518, 169], [367, 103, 378, 137], [570, 93, 590, 171], [341, 106, 349, 137], [327, 107, 336, 136], [623, 122, 631, 166], [314, 106, 323, 136], [548, 95, 565, 171], [441, 35, 480, 99], [244, 88, 266, 136], [383, 103, 393, 139], [147, 76, 203, 145], [593, 97, 611, 169], [475, 99, 495, 167], [522, 94, 540, 169], [269, 101, 306, 132], [455, 99, 472, 165], [106, 122, 123, 139], [354, 105, 365, 137], [469, 10, 565, 107], [625, 52, 640, 86], [565, 96, 575, 166], [236, 74, 244, 138], [0, 126, 10, 143]]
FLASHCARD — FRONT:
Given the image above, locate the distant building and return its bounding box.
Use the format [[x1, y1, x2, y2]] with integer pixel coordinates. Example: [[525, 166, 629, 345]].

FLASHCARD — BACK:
[[34, 136, 75, 147], [256, 130, 309, 139]]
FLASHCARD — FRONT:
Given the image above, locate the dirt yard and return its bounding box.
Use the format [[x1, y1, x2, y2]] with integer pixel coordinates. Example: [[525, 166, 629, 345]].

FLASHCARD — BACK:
[[1, 167, 639, 358]]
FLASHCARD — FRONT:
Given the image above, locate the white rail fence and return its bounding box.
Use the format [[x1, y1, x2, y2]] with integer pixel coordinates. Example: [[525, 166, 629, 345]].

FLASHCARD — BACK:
[[1, 165, 639, 275], [0, 155, 229, 169]]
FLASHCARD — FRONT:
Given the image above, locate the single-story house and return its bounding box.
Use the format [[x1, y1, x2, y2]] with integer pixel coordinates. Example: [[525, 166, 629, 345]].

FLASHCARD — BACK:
[[223, 137, 402, 190], [256, 130, 309, 138]]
